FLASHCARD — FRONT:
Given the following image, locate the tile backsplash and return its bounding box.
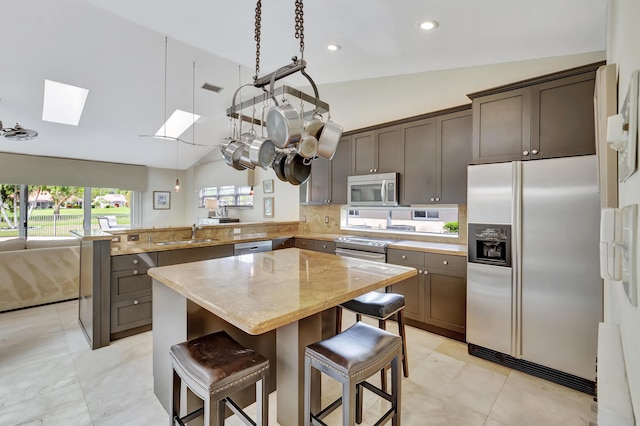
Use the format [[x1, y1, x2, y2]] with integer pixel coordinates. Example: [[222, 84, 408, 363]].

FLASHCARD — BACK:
[[299, 204, 467, 245]]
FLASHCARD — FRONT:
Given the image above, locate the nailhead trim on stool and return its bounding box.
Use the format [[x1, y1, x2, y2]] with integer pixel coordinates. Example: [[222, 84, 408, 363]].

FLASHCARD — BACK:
[[169, 331, 269, 426], [336, 291, 410, 385], [304, 321, 402, 425]]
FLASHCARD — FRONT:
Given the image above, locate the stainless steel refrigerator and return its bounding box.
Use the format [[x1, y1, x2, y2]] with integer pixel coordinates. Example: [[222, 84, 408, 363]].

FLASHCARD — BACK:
[[466, 155, 602, 392]]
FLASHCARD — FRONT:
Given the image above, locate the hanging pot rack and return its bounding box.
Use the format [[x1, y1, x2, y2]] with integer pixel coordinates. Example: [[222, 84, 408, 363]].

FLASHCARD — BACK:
[[225, 58, 330, 126]]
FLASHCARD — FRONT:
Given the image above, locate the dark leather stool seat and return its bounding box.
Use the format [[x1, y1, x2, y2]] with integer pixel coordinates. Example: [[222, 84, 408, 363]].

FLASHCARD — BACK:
[[170, 331, 269, 426], [304, 321, 402, 425], [337, 291, 410, 385]]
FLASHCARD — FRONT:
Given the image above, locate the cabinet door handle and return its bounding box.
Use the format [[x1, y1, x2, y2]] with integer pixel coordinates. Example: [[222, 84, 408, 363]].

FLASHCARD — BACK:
[[133, 259, 139, 265], [435, 197, 440, 202], [523, 150, 529, 156], [369, 169, 374, 173], [442, 260, 448, 265], [133, 270, 139, 275], [531, 149, 538, 155], [133, 299, 139, 305], [424, 270, 429, 275], [430, 197, 435, 202], [322, 244, 327, 249], [418, 269, 423, 274], [401, 255, 407, 259], [374, 168, 378, 172]]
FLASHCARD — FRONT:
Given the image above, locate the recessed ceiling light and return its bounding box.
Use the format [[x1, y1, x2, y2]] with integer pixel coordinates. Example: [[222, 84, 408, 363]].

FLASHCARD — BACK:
[[42, 79, 89, 126], [155, 109, 201, 139], [327, 44, 341, 51], [419, 20, 439, 31]]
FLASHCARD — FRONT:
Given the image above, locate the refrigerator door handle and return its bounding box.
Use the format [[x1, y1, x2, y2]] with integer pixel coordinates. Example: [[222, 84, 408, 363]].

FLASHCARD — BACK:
[[512, 161, 523, 358]]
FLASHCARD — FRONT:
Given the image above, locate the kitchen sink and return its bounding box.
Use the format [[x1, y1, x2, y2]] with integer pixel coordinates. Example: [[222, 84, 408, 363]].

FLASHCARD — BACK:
[[156, 238, 217, 246]]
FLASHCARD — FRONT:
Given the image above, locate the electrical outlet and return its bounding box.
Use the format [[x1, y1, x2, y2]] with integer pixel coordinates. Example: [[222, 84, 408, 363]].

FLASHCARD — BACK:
[[111, 236, 120, 242], [301, 216, 306, 222], [234, 228, 241, 234], [324, 216, 329, 223], [127, 234, 139, 241]]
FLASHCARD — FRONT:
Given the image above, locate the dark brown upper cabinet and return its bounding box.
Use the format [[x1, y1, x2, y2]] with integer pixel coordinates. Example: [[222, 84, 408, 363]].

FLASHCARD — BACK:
[[469, 63, 601, 164], [300, 136, 353, 205], [352, 126, 403, 175], [402, 109, 472, 205]]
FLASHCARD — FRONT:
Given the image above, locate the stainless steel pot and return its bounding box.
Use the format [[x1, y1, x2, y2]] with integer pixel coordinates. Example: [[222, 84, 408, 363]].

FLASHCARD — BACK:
[[237, 143, 256, 170], [296, 133, 318, 159], [266, 104, 303, 148], [249, 137, 276, 169], [304, 114, 324, 139], [223, 141, 246, 170], [284, 152, 311, 185], [317, 120, 344, 160]]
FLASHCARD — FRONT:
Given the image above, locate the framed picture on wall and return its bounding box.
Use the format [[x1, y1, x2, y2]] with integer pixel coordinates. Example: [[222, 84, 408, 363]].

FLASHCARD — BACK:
[[263, 197, 274, 218], [263, 179, 274, 194], [153, 191, 171, 210]]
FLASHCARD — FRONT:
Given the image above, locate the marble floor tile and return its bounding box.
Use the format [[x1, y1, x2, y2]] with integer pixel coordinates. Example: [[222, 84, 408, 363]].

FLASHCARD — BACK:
[[0, 300, 598, 426], [0, 382, 92, 426], [0, 352, 79, 410], [488, 370, 595, 426], [409, 350, 507, 416]]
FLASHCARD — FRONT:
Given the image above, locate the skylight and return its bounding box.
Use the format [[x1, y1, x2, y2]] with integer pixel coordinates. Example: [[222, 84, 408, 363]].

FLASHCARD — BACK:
[[42, 79, 89, 126], [155, 110, 201, 139]]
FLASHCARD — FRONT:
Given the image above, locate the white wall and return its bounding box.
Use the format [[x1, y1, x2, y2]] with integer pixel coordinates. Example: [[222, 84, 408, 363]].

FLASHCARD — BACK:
[[318, 51, 605, 132], [607, 0, 640, 418], [141, 167, 187, 227]]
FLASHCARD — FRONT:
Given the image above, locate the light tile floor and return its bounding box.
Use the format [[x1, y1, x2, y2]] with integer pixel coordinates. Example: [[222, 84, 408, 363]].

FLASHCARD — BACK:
[[0, 300, 596, 425]]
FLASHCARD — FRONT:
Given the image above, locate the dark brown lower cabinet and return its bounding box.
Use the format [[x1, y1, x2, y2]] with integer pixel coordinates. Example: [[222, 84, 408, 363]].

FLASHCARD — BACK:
[[387, 248, 467, 341]]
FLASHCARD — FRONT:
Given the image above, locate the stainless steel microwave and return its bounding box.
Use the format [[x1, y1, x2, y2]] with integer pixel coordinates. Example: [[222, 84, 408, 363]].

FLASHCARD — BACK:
[[347, 172, 399, 206]]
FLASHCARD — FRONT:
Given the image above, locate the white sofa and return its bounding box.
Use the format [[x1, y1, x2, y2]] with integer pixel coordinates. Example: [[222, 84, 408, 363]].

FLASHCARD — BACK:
[[0, 238, 80, 312]]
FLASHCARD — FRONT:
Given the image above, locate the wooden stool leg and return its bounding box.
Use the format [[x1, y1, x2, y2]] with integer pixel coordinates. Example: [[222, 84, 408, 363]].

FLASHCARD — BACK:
[[217, 398, 225, 425], [391, 355, 401, 426], [379, 319, 387, 392], [335, 306, 343, 334], [397, 309, 409, 378]]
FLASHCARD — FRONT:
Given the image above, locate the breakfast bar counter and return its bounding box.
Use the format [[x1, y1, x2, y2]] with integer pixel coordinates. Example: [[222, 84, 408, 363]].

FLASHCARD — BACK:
[[149, 248, 417, 426]]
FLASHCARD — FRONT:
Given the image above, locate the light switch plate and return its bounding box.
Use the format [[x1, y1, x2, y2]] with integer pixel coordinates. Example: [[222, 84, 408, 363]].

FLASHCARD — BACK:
[[617, 70, 639, 182], [621, 204, 637, 306]]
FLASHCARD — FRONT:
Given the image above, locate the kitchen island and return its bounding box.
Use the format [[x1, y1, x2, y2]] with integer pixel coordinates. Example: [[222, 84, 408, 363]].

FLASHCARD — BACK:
[[149, 247, 417, 426]]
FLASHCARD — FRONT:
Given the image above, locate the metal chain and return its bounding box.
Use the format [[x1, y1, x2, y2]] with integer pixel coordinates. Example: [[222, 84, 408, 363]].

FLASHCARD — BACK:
[[254, 0, 262, 77], [294, 0, 304, 58]]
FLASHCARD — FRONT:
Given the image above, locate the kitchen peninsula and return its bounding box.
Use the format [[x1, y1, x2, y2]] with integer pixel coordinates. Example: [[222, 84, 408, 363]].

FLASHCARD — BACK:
[[148, 248, 417, 426]]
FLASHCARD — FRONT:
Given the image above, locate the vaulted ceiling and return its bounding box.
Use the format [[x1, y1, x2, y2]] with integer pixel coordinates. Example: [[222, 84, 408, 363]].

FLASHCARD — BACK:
[[0, 0, 607, 170]]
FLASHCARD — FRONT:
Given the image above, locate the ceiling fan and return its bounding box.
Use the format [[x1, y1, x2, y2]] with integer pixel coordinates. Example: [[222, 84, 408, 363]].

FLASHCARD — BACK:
[[0, 121, 38, 141]]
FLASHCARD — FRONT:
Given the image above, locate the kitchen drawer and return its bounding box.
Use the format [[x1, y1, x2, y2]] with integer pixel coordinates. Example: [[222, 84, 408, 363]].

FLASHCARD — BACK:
[[387, 249, 423, 266], [314, 240, 336, 254], [111, 269, 152, 301], [156, 244, 233, 266], [272, 237, 295, 250], [111, 252, 157, 271], [111, 295, 152, 333], [424, 252, 466, 273], [295, 238, 314, 250]]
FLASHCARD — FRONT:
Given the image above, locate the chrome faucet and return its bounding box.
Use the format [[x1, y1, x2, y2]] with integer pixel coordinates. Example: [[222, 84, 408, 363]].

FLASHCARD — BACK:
[[191, 224, 202, 239]]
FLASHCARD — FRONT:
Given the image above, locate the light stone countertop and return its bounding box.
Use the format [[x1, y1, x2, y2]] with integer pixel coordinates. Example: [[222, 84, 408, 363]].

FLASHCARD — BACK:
[[70, 229, 116, 241], [147, 248, 417, 335]]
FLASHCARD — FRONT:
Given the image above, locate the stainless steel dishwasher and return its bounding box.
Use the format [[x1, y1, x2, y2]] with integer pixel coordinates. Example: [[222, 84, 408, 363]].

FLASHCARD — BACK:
[[233, 240, 272, 255]]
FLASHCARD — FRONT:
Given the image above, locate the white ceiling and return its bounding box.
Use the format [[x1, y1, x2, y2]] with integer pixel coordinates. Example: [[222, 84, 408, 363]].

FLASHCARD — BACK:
[[0, 0, 607, 171]]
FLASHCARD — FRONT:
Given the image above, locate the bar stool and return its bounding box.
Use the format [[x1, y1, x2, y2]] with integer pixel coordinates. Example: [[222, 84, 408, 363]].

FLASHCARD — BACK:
[[336, 291, 409, 386], [304, 321, 402, 425], [169, 331, 269, 426]]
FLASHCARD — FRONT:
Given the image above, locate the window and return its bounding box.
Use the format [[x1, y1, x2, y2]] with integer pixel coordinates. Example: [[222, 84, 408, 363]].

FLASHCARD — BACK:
[[340, 206, 459, 236], [197, 186, 253, 208], [0, 183, 133, 240]]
